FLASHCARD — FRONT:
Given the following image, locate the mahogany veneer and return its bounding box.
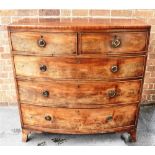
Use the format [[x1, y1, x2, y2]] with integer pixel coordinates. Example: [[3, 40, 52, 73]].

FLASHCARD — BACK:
[[7, 18, 151, 142]]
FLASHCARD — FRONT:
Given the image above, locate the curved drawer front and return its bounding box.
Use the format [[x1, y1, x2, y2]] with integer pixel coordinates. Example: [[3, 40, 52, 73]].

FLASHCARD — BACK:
[[11, 32, 77, 55], [81, 32, 147, 54], [14, 55, 145, 79], [21, 104, 137, 133], [18, 80, 141, 108]]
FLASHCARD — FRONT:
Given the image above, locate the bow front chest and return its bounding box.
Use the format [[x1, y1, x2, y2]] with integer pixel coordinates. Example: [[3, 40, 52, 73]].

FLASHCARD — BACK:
[[7, 18, 151, 142]]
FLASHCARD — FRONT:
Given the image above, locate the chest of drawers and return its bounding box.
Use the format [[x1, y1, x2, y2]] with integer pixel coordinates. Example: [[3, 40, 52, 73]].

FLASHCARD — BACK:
[[7, 18, 150, 142]]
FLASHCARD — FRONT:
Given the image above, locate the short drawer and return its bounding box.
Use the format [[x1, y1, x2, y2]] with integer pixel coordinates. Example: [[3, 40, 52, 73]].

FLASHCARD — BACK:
[[11, 32, 77, 55], [14, 55, 145, 80], [81, 32, 147, 54], [21, 104, 137, 133], [18, 80, 142, 108]]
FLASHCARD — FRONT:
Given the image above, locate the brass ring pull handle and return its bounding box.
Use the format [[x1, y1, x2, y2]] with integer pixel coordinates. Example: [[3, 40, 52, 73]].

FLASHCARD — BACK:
[[111, 65, 118, 73], [42, 90, 49, 97], [108, 90, 117, 98], [37, 38, 46, 47], [106, 115, 113, 122], [40, 64, 47, 72], [111, 36, 121, 48], [45, 115, 53, 121]]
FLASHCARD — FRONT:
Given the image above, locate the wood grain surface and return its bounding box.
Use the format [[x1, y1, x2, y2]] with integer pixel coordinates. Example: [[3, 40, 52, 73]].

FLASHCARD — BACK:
[[11, 32, 77, 55], [8, 18, 151, 30], [21, 104, 137, 133], [14, 55, 145, 79], [81, 32, 147, 54], [18, 80, 142, 108], [7, 18, 151, 142]]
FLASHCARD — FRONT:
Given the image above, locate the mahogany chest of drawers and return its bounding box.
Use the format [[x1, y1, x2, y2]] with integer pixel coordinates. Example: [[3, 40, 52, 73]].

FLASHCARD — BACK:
[[7, 18, 151, 142]]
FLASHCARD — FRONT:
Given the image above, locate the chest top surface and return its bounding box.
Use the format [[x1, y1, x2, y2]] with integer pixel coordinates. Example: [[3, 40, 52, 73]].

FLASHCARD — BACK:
[[7, 18, 151, 30]]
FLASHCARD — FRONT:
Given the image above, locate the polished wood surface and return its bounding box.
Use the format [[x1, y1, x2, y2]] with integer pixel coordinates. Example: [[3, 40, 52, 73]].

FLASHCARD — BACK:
[[11, 32, 77, 55], [81, 32, 147, 54], [8, 18, 151, 142], [18, 80, 141, 108], [14, 55, 145, 79], [8, 18, 151, 30], [21, 104, 137, 133]]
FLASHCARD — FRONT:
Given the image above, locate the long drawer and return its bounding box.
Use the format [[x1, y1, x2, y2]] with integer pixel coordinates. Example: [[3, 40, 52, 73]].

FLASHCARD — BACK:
[[81, 32, 147, 54], [21, 104, 137, 133], [18, 80, 142, 108], [11, 32, 77, 55], [14, 55, 145, 80]]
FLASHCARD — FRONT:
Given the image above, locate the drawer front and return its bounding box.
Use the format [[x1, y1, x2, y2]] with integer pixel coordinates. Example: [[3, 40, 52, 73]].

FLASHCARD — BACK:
[[18, 80, 141, 108], [11, 32, 77, 55], [81, 32, 147, 54], [14, 55, 145, 79], [21, 104, 137, 133]]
